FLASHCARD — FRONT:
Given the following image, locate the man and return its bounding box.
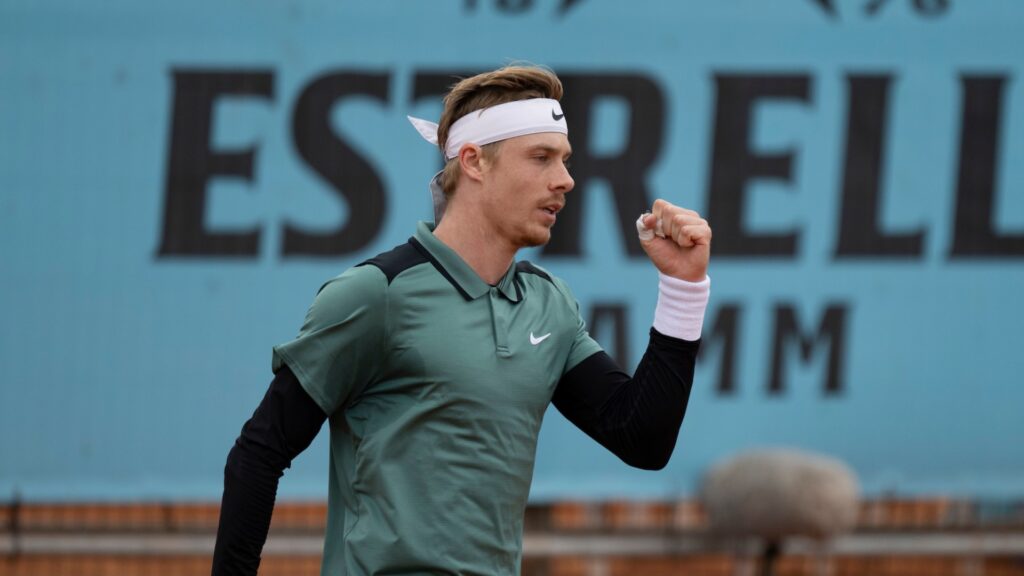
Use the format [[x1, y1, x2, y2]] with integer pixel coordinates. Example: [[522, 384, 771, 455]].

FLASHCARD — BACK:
[[212, 65, 711, 576]]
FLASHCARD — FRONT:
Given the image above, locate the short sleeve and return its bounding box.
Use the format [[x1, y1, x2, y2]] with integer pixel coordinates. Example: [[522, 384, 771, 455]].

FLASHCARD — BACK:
[[554, 277, 604, 376], [271, 265, 387, 416]]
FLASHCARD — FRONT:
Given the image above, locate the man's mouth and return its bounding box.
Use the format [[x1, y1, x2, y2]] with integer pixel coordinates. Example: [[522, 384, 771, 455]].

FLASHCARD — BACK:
[[541, 203, 564, 216]]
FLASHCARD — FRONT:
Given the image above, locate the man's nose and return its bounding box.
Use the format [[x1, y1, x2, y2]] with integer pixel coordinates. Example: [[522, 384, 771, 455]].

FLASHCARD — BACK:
[[553, 164, 574, 193]]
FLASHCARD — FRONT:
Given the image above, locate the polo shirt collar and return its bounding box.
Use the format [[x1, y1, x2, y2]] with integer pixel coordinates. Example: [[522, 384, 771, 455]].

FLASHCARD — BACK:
[[412, 221, 522, 303]]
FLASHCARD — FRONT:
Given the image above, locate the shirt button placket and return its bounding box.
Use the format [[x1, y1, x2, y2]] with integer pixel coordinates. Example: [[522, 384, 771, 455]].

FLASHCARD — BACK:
[[490, 288, 512, 358]]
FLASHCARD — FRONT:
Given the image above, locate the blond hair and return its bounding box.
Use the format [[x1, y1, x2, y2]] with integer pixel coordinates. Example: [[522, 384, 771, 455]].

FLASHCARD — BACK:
[[437, 65, 563, 197]]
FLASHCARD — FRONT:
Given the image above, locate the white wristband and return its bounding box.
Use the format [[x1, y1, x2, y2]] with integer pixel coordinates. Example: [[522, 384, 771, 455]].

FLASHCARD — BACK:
[[653, 273, 710, 341]]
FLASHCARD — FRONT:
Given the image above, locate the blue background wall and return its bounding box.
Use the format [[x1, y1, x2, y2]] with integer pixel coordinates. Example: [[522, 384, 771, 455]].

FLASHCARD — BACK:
[[2, 0, 1022, 501]]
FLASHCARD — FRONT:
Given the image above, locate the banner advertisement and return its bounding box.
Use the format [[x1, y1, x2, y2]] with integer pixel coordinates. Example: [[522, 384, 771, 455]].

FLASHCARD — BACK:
[[2, 0, 1022, 500]]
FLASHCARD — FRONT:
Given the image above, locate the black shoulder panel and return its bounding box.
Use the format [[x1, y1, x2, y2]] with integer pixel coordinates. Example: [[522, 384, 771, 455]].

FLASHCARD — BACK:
[[516, 261, 554, 284], [357, 240, 428, 284], [408, 238, 473, 300]]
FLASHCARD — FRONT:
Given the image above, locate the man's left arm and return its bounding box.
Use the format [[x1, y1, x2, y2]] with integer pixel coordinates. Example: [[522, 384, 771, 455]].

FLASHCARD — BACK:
[[552, 200, 711, 470]]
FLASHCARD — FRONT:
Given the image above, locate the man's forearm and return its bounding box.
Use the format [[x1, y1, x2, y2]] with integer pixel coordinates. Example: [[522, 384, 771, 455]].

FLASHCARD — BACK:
[[552, 329, 699, 470], [552, 273, 708, 469], [211, 439, 284, 575]]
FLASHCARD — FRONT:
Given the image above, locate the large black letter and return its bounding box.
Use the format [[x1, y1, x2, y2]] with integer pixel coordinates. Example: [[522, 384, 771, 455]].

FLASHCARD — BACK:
[[707, 75, 810, 257], [697, 304, 741, 396], [286, 72, 389, 256], [836, 75, 925, 258], [158, 70, 273, 257], [769, 303, 848, 396], [412, 70, 484, 100], [950, 75, 1024, 257], [546, 73, 666, 257]]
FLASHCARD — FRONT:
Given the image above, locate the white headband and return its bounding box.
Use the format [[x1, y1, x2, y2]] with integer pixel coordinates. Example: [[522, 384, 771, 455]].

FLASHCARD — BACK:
[[408, 97, 568, 160], [408, 98, 569, 221]]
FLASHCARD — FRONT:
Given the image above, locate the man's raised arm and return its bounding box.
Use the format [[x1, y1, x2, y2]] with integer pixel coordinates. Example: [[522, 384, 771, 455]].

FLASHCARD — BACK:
[[553, 199, 711, 469]]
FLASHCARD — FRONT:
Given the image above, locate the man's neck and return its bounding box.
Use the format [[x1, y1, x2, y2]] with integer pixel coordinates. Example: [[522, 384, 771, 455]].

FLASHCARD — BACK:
[[433, 207, 517, 286]]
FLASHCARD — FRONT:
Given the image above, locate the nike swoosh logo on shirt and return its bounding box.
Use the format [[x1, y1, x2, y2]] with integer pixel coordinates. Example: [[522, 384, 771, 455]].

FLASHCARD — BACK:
[[530, 332, 552, 345]]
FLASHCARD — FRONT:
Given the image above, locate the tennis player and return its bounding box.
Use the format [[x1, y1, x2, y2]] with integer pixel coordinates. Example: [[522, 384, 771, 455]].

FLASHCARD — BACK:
[[212, 65, 711, 576]]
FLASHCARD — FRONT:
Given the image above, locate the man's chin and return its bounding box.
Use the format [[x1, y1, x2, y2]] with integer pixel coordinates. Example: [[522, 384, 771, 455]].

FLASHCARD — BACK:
[[518, 229, 551, 249]]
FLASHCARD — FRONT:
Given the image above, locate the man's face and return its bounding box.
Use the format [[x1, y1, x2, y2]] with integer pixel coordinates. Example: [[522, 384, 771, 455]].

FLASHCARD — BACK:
[[478, 132, 575, 249]]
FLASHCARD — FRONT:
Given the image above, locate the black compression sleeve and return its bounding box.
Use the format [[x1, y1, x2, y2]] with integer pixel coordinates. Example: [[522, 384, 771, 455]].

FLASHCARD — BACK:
[[211, 365, 327, 576], [551, 328, 700, 470]]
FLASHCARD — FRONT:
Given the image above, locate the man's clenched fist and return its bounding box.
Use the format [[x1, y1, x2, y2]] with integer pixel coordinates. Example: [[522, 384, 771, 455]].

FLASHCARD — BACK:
[[637, 199, 711, 282]]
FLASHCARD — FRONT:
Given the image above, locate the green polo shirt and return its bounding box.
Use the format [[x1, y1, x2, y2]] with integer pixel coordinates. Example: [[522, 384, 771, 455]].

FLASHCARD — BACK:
[[272, 222, 603, 576]]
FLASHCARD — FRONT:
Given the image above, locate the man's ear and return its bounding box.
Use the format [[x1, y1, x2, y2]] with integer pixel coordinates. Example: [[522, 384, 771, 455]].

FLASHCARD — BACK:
[[459, 144, 486, 183]]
